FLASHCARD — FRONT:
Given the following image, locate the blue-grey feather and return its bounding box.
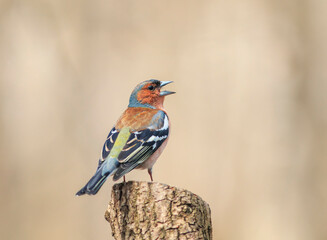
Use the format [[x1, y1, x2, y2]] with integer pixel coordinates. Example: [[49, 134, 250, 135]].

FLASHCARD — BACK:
[[149, 110, 166, 129], [75, 158, 119, 196], [102, 157, 119, 175]]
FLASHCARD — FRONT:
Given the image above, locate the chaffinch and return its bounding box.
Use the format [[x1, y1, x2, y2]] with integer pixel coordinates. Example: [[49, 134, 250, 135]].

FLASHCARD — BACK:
[[76, 79, 175, 196]]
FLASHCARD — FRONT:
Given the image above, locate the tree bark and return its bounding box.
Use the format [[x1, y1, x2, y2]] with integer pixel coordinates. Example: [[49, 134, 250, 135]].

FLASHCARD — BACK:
[[105, 181, 212, 240]]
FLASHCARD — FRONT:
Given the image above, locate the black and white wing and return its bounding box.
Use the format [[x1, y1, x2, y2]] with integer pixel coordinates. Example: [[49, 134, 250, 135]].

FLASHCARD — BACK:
[[112, 112, 169, 181], [93, 127, 119, 170]]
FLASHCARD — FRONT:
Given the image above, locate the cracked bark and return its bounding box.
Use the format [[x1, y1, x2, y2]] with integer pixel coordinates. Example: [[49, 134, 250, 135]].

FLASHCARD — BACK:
[[105, 181, 212, 240]]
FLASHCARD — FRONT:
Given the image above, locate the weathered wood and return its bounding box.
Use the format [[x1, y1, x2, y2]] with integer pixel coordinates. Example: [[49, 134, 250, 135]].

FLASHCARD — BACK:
[[105, 181, 212, 240]]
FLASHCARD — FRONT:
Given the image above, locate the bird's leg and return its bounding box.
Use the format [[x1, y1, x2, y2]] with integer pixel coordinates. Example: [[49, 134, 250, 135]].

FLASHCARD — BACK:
[[148, 168, 153, 182], [123, 176, 126, 183]]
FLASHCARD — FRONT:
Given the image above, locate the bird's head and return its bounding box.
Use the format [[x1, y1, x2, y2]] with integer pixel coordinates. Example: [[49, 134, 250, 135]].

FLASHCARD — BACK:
[[128, 79, 175, 109]]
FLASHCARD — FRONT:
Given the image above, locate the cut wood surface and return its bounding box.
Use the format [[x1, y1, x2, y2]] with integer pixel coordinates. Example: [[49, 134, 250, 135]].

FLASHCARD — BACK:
[[105, 181, 212, 240]]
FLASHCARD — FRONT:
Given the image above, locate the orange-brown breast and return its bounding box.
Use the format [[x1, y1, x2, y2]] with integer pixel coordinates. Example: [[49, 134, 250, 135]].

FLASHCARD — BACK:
[[115, 107, 160, 131]]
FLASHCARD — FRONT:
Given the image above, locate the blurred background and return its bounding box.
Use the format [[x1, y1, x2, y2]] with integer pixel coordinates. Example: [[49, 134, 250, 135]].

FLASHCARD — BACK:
[[0, 0, 326, 239]]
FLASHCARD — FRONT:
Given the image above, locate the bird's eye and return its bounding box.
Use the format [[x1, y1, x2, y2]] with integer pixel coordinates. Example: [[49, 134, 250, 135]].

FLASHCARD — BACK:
[[148, 85, 155, 90]]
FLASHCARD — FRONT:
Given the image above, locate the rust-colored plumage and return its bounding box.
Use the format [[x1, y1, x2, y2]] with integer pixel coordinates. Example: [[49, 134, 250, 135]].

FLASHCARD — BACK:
[[115, 107, 161, 131], [136, 83, 166, 109]]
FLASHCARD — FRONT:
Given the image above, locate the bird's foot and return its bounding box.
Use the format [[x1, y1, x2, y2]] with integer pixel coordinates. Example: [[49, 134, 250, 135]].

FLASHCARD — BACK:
[[148, 169, 153, 182]]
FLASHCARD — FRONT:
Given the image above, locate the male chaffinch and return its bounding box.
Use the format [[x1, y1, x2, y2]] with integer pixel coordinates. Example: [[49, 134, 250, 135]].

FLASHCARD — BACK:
[[76, 79, 175, 196]]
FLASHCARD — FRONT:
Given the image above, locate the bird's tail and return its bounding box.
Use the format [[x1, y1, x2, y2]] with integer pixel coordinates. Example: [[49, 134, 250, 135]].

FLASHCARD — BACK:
[[76, 158, 119, 196]]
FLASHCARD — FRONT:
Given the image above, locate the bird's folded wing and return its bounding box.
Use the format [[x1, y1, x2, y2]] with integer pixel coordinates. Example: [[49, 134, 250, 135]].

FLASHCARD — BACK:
[[112, 112, 169, 180], [101, 127, 119, 162]]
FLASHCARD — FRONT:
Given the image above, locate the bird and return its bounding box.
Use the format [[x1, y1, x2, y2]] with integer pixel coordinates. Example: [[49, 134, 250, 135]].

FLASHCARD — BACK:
[[76, 79, 175, 196]]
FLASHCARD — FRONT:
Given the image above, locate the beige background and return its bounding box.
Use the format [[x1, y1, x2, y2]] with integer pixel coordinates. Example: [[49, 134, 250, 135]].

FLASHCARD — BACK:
[[1, 0, 326, 239]]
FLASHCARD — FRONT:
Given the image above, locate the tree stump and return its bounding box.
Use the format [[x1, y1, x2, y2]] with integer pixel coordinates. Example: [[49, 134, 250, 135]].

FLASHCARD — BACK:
[[105, 181, 212, 240]]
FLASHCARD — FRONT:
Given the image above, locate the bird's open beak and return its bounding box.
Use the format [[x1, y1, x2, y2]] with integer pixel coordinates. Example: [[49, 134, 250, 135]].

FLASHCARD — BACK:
[[159, 81, 175, 96]]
